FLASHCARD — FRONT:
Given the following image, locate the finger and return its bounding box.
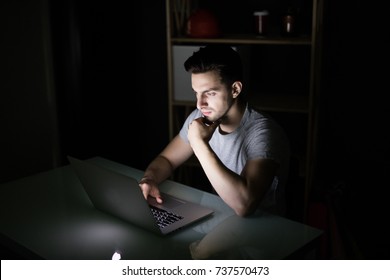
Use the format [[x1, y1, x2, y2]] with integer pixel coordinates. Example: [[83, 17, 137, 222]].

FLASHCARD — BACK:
[[156, 195, 163, 204], [200, 117, 213, 126], [154, 189, 163, 203], [209, 119, 221, 130], [141, 189, 149, 200]]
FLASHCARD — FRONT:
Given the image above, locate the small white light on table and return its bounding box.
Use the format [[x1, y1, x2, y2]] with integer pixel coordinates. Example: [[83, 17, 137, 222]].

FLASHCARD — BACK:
[[112, 251, 121, 260]]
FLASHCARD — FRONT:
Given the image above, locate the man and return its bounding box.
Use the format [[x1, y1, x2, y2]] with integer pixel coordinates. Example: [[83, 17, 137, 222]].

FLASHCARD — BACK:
[[139, 45, 290, 217]]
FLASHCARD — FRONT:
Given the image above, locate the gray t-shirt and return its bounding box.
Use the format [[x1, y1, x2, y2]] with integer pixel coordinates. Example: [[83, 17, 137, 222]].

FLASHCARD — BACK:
[[179, 103, 290, 215]]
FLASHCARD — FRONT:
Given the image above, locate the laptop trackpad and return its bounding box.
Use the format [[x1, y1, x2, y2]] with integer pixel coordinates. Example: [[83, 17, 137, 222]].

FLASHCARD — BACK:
[[148, 193, 185, 210]]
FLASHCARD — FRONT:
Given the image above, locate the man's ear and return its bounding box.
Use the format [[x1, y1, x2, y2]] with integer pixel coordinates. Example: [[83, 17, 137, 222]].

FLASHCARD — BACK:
[[232, 81, 242, 98]]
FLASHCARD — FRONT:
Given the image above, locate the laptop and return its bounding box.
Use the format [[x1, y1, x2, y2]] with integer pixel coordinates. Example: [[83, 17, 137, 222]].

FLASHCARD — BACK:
[[67, 156, 214, 235]]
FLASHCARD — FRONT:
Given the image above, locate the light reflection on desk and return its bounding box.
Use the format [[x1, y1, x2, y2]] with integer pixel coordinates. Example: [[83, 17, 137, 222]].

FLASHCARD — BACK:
[[190, 210, 321, 259]]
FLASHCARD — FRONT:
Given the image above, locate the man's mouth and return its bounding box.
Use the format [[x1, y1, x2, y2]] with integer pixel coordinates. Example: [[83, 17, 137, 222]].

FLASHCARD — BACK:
[[201, 110, 211, 116]]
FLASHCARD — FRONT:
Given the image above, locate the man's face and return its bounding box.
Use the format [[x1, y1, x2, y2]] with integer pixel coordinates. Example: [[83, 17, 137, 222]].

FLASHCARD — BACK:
[[191, 71, 234, 123]]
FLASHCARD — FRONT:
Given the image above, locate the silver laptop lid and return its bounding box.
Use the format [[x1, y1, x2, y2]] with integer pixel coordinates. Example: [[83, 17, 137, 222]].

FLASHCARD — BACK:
[[68, 156, 162, 235], [67, 156, 214, 235]]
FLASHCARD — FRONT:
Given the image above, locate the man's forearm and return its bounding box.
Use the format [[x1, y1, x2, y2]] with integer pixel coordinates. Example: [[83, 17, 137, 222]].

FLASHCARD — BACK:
[[141, 155, 174, 184]]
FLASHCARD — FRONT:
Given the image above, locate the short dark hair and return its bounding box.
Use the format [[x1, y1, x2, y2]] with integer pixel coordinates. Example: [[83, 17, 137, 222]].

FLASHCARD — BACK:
[[184, 45, 243, 88]]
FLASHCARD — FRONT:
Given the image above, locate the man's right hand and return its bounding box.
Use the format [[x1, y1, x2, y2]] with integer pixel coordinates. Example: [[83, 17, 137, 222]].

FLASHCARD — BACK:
[[138, 177, 163, 203]]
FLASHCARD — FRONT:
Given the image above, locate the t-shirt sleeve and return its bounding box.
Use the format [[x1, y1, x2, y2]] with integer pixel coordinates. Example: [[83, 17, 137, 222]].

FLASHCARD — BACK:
[[179, 109, 202, 143], [246, 118, 290, 166]]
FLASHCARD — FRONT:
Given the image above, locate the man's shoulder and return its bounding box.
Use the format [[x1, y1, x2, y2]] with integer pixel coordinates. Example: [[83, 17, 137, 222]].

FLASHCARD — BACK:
[[245, 104, 269, 121], [245, 104, 285, 132]]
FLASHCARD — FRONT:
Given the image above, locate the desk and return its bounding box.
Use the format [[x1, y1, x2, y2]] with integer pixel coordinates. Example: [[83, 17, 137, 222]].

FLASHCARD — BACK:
[[0, 157, 322, 260]]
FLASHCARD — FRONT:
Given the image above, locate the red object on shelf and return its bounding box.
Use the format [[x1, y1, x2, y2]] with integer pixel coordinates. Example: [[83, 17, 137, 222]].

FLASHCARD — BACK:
[[186, 9, 220, 38]]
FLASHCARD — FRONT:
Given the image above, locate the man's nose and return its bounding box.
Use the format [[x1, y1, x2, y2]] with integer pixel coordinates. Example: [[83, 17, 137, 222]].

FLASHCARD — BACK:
[[197, 95, 207, 107]]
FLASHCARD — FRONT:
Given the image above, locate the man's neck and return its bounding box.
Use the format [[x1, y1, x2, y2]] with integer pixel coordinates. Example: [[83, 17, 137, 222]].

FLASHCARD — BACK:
[[219, 100, 246, 134]]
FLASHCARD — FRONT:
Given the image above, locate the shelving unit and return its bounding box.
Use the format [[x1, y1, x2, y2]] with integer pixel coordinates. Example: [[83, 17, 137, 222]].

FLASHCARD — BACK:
[[165, 0, 323, 220]]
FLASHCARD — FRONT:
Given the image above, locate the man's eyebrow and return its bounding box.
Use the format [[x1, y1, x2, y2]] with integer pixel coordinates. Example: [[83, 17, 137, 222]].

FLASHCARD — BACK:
[[193, 87, 219, 94]]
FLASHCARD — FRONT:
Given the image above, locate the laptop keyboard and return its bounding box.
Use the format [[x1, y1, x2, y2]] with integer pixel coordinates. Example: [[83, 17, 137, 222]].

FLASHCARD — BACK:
[[150, 206, 183, 229]]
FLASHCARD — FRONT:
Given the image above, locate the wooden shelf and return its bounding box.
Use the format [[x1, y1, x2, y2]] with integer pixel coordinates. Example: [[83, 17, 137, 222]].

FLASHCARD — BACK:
[[171, 35, 312, 46]]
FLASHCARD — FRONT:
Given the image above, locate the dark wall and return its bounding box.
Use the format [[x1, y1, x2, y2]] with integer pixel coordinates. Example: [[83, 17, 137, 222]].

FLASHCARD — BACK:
[[320, 1, 389, 181], [316, 0, 390, 258], [0, 0, 168, 183], [50, 0, 169, 170], [0, 0, 62, 183]]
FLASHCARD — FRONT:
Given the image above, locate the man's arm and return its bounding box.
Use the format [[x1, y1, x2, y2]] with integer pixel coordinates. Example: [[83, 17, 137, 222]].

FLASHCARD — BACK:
[[139, 135, 193, 202], [194, 139, 278, 216], [188, 118, 279, 217]]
